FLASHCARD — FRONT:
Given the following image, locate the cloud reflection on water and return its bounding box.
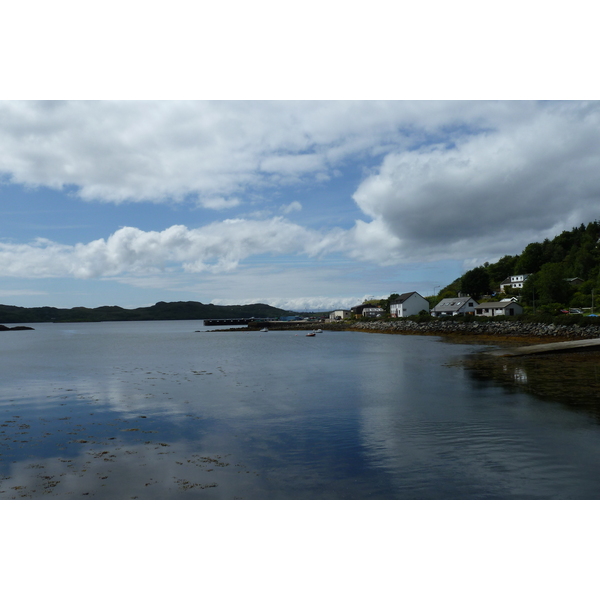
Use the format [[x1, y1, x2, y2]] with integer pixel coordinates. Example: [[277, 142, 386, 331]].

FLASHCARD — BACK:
[[5, 324, 600, 499]]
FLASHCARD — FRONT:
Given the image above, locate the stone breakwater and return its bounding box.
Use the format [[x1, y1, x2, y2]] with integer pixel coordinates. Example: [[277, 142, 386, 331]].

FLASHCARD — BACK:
[[242, 319, 600, 341], [347, 319, 600, 340]]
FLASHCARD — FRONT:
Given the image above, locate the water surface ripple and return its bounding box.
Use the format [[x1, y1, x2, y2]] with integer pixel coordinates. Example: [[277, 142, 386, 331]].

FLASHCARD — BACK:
[[2, 321, 600, 499]]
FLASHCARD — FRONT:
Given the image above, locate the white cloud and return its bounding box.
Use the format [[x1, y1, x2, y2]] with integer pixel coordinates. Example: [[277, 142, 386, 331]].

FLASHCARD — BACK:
[[0, 100, 523, 205], [351, 102, 600, 263], [111, 254, 408, 306], [0, 218, 344, 279], [210, 296, 365, 312], [198, 197, 241, 210], [281, 201, 302, 214], [3, 101, 600, 287]]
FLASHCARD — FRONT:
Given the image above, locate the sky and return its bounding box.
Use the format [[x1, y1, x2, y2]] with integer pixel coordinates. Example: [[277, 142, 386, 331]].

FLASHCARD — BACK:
[[1, 4, 599, 313], [2, 100, 600, 311], [3, 2, 600, 592]]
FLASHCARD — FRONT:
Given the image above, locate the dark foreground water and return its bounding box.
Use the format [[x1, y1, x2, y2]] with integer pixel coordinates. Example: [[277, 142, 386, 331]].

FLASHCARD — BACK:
[[2, 321, 600, 499]]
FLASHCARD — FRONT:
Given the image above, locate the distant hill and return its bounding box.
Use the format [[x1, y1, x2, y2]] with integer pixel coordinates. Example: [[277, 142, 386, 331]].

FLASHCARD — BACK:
[[0, 301, 295, 324]]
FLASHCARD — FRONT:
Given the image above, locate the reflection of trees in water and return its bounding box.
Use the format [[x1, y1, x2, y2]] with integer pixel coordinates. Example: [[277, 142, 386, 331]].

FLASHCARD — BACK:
[[463, 351, 600, 420]]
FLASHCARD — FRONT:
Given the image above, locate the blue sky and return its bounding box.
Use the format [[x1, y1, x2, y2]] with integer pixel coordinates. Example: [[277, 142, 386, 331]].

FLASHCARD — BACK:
[[1, 3, 598, 313], [2, 100, 600, 311], [3, 3, 599, 580]]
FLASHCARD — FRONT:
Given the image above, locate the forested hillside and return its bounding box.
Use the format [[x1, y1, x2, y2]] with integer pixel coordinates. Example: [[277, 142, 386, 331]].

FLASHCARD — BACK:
[[437, 221, 600, 311], [0, 301, 294, 324]]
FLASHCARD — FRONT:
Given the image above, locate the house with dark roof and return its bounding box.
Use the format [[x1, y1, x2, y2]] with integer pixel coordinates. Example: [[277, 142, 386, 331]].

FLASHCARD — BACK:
[[431, 297, 478, 317], [351, 303, 378, 317], [389, 292, 430, 318], [362, 306, 385, 318], [565, 277, 584, 286]]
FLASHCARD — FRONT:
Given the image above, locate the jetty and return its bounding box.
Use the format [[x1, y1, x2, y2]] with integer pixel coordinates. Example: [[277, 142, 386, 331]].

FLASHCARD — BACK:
[[203, 318, 256, 326], [487, 337, 600, 357]]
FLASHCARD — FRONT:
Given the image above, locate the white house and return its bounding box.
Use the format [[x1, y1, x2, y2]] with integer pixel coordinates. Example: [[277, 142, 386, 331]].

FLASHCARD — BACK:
[[329, 310, 351, 321], [499, 274, 531, 292], [475, 301, 523, 317], [362, 306, 385, 318], [389, 292, 430, 318], [431, 297, 478, 317]]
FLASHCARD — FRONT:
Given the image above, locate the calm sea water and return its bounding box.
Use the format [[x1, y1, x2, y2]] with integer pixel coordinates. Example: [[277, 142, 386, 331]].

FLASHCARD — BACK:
[[2, 320, 600, 499]]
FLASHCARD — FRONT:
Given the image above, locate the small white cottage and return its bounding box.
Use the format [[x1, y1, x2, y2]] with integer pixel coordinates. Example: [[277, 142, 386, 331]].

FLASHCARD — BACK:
[[329, 310, 351, 321], [499, 274, 531, 292], [474, 301, 523, 317], [389, 292, 430, 318]]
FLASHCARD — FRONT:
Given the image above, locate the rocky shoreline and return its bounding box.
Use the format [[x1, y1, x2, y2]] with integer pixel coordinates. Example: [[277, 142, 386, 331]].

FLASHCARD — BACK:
[[348, 319, 600, 340], [238, 319, 600, 343]]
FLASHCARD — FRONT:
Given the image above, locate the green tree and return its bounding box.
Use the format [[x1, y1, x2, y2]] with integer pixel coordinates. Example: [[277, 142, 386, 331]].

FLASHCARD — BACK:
[[515, 241, 545, 274], [382, 293, 400, 314], [460, 266, 491, 299], [531, 263, 573, 306], [486, 254, 518, 287]]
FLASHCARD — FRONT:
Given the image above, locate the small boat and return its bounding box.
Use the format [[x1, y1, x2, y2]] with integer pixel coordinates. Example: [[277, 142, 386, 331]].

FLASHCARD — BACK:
[[315, 329, 323, 333], [306, 331, 316, 337], [260, 328, 269, 332]]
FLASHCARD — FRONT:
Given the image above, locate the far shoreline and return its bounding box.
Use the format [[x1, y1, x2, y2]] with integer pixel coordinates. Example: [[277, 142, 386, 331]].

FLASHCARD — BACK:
[[210, 318, 600, 346]]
